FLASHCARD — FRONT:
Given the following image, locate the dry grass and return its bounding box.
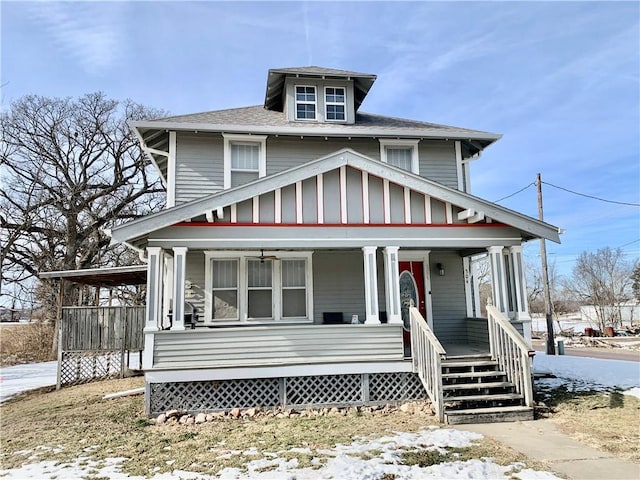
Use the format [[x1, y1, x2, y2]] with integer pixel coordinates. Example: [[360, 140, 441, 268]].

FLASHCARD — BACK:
[[544, 388, 640, 463], [0, 323, 55, 366], [0, 377, 553, 478]]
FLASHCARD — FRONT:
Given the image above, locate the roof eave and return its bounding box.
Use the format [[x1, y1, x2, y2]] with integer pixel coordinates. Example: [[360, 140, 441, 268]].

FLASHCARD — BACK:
[[129, 120, 502, 143]]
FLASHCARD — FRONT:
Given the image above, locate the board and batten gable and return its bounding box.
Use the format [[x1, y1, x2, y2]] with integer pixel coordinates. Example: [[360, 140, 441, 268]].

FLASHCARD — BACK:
[[172, 133, 464, 205]]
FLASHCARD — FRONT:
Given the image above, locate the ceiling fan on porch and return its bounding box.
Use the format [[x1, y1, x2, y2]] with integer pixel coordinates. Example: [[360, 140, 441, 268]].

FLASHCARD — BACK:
[[250, 249, 280, 263]]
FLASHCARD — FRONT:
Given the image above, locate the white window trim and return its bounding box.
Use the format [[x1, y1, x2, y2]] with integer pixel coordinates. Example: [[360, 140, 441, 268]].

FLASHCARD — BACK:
[[223, 134, 267, 189], [294, 85, 317, 121], [204, 251, 314, 325], [379, 139, 420, 175], [324, 86, 346, 122]]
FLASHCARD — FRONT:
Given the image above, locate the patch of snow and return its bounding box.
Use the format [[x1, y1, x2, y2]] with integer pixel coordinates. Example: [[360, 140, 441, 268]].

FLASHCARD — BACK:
[[0, 361, 58, 402], [1, 429, 563, 479], [534, 352, 640, 392], [623, 387, 640, 399]]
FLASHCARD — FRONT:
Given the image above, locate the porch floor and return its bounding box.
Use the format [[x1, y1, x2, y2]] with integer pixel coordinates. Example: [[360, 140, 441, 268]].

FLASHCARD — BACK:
[[441, 343, 490, 357]]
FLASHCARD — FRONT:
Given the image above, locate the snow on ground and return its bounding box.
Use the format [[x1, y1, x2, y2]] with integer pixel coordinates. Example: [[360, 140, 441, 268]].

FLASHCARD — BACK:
[[1, 354, 638, 479], [1, 428, 562, 480], [0, 361, 58, 402], [533, 352, 640, 397]]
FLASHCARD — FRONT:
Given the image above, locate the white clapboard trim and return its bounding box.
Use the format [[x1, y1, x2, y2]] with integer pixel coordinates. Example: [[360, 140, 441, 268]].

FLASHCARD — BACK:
[[403, 187, 411, 224], [296, 181, 303, 224], [362, 171, 370, 224], [383, 179, 391, 224], [340, 165, 347, 224], [317, 174, 324, 224], [424, 195, 432, 224]]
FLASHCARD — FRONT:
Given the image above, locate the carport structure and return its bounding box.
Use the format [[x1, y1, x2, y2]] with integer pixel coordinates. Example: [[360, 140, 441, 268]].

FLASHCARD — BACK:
[[39, 265, 147, 388]]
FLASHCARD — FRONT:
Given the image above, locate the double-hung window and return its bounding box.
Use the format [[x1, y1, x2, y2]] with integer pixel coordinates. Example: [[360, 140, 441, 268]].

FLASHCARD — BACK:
[[247, 259, 273, 319], [223, 134, 267, 189], [379, 139, 420, 174], [325, 87, 345, 121], [281, 259, 307, 318], [211, 259, 239, 320], [205, 252, 313, 323], [295, 86, 316, 120]]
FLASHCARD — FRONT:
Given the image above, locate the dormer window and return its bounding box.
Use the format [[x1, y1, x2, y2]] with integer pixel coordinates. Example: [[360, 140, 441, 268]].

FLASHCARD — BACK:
[[295, 86, 316, 120], [325, 87, 345, 121]]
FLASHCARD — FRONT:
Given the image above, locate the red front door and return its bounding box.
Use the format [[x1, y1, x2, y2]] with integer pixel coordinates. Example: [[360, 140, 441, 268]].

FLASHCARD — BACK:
[[398, 261, 426, 323]]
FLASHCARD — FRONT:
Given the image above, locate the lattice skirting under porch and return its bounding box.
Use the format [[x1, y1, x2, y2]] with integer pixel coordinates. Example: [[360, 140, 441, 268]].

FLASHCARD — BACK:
[[148, 372, 427, 415], [59, 350, 122, 386]]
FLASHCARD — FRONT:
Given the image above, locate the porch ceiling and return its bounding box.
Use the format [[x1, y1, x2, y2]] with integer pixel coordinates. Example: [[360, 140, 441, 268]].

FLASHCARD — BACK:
[[39, 265, 147, 287]]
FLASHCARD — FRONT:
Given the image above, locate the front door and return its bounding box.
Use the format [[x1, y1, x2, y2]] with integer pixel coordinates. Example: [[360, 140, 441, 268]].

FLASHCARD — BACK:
[[398, 261, 426, 330]]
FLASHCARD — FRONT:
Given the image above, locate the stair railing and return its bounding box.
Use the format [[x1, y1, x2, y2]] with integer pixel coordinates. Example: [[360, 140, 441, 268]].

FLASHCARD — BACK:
[[486, 304, 534, 407], [409, 307, 446, 422]]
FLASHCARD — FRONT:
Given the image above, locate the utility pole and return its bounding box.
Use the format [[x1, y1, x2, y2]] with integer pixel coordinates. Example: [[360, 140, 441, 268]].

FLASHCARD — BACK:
[[536, 173, 556, 355]]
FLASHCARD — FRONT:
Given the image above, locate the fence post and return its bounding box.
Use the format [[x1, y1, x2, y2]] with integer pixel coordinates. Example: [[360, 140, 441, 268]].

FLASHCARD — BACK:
[[120, 307, 127, 378], [56, 315, 63, 390]]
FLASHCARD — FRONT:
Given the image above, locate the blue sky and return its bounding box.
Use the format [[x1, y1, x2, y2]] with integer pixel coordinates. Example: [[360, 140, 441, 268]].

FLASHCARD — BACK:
[[2, 1, 639, 277]]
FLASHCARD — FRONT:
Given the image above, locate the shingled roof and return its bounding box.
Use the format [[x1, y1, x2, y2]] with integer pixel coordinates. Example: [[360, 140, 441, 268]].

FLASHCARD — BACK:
[[149, 105, 498, 139]]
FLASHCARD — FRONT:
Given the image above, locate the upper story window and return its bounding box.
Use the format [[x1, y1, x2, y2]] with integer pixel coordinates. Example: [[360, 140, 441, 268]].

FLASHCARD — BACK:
[[223, 134, 267, 189], [325, 87, 345, 121], [379, 139, 420, 174], [295, 86, 316, 120]]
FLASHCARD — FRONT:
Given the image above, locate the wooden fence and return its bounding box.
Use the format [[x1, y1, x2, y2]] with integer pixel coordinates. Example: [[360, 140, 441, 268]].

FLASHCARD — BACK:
[[57, 306, 145, 388]]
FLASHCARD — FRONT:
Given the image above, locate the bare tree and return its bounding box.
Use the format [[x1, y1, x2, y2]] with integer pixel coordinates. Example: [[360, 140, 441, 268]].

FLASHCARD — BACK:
[[565, 247, 638, 331], [0, 93, 166, 320]]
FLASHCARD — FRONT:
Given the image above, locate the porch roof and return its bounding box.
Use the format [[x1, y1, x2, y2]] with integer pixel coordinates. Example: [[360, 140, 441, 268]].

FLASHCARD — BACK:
[[110, 149, 561, 248], [39, 265, 147, 287]]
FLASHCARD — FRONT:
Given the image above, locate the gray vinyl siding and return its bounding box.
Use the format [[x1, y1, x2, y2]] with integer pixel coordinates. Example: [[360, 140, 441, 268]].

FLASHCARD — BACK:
[[389, 183, 404, 223], [152, 323, 404, 369], [429, 251, 467, 344], [173, 136, 464, 206], [323, 170, 341, 223], [312, 250, 387, 325], [368, 176, 384, 223], [466, 318, 489, 346], [302, 177, 317, 223], [281, 185, 296, 223], [175, 133, 224, 205], [185, 251, 206, 316], [410, 191, 425, 224], [260, 191, 275, 223], [346, 167, 363, 223], [266, 136, 380, 175], [418, 140, 458, 189]]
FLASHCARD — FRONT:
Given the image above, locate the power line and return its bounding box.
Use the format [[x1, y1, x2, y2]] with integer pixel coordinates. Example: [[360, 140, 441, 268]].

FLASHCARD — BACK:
[[542, 181, 640, 207], [494, 182, 535, 203]]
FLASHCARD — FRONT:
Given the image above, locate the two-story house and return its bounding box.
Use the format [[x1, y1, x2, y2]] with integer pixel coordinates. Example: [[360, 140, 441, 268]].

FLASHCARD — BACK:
[[111, 66, 560, 424]]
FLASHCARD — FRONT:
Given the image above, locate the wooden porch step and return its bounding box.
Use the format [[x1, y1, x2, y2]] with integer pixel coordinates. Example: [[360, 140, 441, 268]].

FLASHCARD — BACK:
[[442, 360, 498, 368], [442, 371, 505, 380], [443, 381, 512, 391], [445, 406, 534, 425], [444, 393, 522, 402]]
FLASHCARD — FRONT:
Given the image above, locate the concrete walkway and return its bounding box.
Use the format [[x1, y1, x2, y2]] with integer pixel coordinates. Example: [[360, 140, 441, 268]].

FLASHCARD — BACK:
[[458, 419, 640, 480]]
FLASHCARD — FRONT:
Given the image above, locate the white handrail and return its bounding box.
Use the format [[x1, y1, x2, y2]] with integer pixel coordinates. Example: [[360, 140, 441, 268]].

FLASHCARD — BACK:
[[486, 305, 534, 407], [409, 307, 445, 422]]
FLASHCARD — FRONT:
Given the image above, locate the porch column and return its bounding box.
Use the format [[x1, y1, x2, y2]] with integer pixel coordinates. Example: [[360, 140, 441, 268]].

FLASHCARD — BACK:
[[171, 246, 188, 331], [510, 245, 532, 342], [362, 246, 380, 324], [463, 257, 474, 318], [383, 246, 402, 324], [145, 247, 163, 332], [143, 247, 163, 370], [487, 246, 509, 315]]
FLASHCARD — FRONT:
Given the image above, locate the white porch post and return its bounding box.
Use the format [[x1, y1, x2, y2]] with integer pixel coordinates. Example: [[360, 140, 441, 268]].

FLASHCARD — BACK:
[[362, 246, 380, 324], [145, 247, 163, 332], [463, 257, 474, 318], [383, 246, 402, 324], [171, 247, 188, 331], [143, 247, 163, 370], [510, 245, 532, 342], [487, 246, 509, 315]]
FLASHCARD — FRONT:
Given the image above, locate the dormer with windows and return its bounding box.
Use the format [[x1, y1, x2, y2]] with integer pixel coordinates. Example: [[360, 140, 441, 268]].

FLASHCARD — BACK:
[[264, 66, 377, 124]]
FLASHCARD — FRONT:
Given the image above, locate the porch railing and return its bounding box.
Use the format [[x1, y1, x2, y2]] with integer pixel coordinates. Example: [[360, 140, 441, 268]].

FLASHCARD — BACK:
[[409, 307, 446, 422], [486, 304, 534, 407]]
